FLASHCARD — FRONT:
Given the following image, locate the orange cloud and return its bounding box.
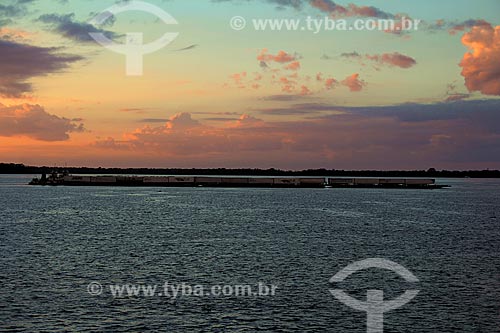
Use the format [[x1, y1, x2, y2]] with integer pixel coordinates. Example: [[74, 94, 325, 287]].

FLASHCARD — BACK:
[[257, 49, 298, 64], [278, 76, 297, 93], [0, 27, 32, 41], [325, 78, 338, 90], [230, 71, 247, 85], [341, 74, 366, 92], [460, 23, 500, 96], [165, 112, 201, 130], [279, 77, 294, 84], [284, 61, 301, 71], [300, 86, 312, 96], [0, 103, 84, 141], [227, 114, 266, 129]]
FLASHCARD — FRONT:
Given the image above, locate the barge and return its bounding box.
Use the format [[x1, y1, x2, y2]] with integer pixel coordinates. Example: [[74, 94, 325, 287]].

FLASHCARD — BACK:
[[29, 172, 449, 189]]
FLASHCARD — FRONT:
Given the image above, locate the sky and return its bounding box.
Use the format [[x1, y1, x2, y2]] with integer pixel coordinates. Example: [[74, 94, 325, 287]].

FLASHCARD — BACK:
[[1, 0, 499, 169]]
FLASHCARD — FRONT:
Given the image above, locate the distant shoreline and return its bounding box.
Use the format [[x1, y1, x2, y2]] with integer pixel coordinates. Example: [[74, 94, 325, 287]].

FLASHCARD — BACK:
[[1, 163, 499, 178]]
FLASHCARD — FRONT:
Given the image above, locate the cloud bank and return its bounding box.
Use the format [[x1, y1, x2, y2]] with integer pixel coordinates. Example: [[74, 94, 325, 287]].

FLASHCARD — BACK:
[[38, 13, 119, 43], [0, 39, 83, 97], [94, 100, 500, 169], [0, 104, 84, 141]]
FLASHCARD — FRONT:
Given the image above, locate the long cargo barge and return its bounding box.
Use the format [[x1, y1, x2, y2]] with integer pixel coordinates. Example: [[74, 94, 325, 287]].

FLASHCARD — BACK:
[[29, 172, 449, 189]]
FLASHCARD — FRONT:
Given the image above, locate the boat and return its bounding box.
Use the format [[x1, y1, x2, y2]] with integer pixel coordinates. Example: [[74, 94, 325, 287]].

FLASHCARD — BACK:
[[29, 172, 449, 189]]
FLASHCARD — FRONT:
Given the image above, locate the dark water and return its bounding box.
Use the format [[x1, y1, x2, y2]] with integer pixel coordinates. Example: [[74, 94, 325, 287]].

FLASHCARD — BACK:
[[1, 175, 499, 332]]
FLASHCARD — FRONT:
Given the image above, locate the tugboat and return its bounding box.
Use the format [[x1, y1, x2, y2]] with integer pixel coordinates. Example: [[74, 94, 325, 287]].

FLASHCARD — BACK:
[[29, 169, 69, 186]]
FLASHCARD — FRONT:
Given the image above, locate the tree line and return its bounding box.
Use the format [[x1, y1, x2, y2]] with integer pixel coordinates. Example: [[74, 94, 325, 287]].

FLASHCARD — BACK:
[[1, 163, 499, 178]]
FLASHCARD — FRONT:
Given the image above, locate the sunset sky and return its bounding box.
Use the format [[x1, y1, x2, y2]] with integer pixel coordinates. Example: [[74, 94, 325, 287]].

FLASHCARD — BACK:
[[1, 0, 499, 169]]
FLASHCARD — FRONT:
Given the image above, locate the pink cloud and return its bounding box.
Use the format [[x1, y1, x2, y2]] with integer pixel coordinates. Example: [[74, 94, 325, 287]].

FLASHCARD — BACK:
[[445, 94, 470, 102], [309, 0, 347, 15], [309, 0, 393, 19], [341, 73, 365, 92], [347, 4, 390, 18], [366, 52, 417, 68], [449, 19, 491, 35], [341, 51, 416, 69]]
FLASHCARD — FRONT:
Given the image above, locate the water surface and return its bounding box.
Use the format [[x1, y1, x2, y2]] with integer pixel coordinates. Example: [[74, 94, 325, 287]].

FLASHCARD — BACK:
[[1, 175, 499, 332]]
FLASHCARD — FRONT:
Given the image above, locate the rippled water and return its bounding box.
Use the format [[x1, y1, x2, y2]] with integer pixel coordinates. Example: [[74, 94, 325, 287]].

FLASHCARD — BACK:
[[1, 175, 499, 332]]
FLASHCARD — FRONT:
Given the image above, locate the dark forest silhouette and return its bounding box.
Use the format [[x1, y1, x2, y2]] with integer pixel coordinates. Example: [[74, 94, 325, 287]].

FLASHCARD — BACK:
[[1, 163, 499, 178]]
